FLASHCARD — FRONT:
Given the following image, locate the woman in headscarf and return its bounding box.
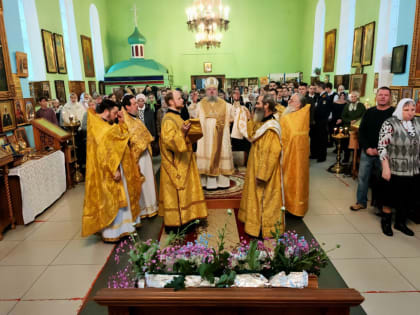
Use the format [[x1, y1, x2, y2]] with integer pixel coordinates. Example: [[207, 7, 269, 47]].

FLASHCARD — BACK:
[[378, 98, 420, 236]]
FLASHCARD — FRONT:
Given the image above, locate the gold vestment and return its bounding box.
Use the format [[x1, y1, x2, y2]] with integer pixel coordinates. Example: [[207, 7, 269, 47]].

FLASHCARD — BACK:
[[159, 111, 208, 226], [82, 110, 142, 236], [280, 105, 310, 217], [238, 118, 284, 238]]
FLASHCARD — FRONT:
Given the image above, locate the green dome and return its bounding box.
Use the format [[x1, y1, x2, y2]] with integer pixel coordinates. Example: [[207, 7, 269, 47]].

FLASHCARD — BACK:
[[128, 27, 146, 45], [106, 59, 167, 77]]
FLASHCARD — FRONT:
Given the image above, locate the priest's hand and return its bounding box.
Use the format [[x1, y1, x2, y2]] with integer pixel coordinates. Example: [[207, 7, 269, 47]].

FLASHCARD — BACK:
[[113, 169, 121, 182], [182, 122, 191, 137], [336, 119, 342, 125]]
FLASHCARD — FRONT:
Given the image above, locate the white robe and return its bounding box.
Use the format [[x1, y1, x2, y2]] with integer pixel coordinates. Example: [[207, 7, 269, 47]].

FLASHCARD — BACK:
[[138, 150, 158, 217], [61, 102, 86, 125], [196, 97, 234, 189], [231, 103, 249, 140], [101, 166, 141, 242]]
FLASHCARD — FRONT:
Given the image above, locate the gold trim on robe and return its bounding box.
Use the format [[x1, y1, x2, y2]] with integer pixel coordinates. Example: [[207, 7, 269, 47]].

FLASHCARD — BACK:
[[239, 118, 284, 238], [159, 112, 208, 226], [82, 110, 142, 237], [280, 105, 310, 217]]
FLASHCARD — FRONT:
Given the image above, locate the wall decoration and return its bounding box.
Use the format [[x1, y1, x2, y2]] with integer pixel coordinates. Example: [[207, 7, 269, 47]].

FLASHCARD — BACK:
[[310, 76, 319, 86], [24, 98, 35, 121], [324, 74, 330, 83], [41, 29, 57, 73], [401, 86, 413, 99], [54, 80, 66, 104], [14, 98, 27, 126], [203, 62, 212, 73], [0, 100, 16, 132], [374, 73, 379, 89], [351, 26, 364, 68], [14, 127, 29, 148], [391, 45, 408, 74], [361, 22, 375, 66], [54, 33, 67, 74], [349, 73, 367, 97], [323, 29, 336, 73], [409, 0, 420, 86], [390, 87, 400, 107], [29, 81, 51, 102], [68, 80, 86, 99], [0, 134, 7, 146], [99, 81, 105, 95], [334, 75, 350, 90], [334, 75, 342, 89], [80, 35, 95, 77], [413, 87, 420, 113], [15, 52, 28, 77], [88, 81, 97, 95], [12, 73, 23, 98]]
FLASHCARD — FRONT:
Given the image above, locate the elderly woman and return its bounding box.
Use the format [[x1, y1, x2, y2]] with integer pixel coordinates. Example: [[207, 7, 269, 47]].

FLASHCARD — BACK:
[[378, 98, 420, 236]]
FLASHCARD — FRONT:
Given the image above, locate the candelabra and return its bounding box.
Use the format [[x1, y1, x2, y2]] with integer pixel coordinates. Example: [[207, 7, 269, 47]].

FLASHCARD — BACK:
[[328, 127, 350, 174], [66, 116, 83, 184]]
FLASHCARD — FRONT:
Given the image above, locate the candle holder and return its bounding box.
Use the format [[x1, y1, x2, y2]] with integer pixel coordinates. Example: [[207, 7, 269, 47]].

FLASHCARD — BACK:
[[65, 118, 83, 184], [328, 129, 350, 174]]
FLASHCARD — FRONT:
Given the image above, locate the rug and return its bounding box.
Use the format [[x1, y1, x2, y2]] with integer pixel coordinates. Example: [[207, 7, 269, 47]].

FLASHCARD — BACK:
[[203, 173, 245, 200]]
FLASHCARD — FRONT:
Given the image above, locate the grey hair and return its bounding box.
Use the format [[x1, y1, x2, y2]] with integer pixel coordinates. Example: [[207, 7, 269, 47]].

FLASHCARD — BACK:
[[294, 93, 306, 107], [262, 94, 276, 112], [350, 91, 360, 99]]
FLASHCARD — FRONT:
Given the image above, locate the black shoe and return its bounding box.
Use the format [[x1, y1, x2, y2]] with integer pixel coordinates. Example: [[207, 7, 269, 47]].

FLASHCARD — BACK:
[[317, 158, 326, 163], [394, 223, 415, 236], [309, 155, 317, 159], [381, 213, 393, 236]]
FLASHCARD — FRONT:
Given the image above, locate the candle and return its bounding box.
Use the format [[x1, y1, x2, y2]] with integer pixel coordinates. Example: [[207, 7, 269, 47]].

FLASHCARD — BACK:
[[334, 127, 338, 135]]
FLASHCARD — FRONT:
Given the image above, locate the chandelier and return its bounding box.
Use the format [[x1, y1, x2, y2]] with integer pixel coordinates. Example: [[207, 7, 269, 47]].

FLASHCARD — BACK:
[[186, 0, 230, 49]]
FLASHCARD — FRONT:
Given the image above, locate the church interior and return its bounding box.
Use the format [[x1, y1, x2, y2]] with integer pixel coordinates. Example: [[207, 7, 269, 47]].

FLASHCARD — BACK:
[[0, 0, 420, 314]]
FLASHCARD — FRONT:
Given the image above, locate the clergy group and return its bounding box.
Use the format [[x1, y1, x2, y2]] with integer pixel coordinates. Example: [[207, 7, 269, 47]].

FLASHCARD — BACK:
[[81, 77, 310, 241]]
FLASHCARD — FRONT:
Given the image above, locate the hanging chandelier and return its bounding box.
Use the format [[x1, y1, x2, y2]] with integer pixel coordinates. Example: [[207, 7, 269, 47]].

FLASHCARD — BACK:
[[186, 0, 230, 49]]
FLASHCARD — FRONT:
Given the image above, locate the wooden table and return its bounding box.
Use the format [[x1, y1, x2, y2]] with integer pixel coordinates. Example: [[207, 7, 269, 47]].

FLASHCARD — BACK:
[[94, 287, 364, 315], [0, 153, 15, 241]]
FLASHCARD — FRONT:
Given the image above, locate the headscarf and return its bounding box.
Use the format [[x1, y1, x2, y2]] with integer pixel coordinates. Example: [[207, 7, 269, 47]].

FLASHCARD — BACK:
[[393, 98, 416, 137], [136, 93, 147, 102]]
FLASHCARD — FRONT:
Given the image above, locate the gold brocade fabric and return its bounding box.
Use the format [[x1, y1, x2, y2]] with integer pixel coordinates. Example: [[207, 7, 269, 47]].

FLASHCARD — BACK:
[[122, 108, 154, 162], [280, 105, 310, 217], [158, 112, 208, 226], [82, 110, 142, 237], [275, 104, 286, 120], [238, 121, 284, 238]]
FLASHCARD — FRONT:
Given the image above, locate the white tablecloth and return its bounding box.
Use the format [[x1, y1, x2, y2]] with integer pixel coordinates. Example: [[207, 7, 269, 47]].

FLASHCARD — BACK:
[[9, 150, 66, 224]]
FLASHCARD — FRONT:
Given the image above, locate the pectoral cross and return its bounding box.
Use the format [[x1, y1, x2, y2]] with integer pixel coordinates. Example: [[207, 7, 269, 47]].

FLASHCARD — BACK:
[[131, 4, 138, 27]]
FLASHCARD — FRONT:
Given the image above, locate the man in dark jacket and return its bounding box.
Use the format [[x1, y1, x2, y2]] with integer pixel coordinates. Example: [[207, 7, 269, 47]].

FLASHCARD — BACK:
[[136, 94, 156, 138]]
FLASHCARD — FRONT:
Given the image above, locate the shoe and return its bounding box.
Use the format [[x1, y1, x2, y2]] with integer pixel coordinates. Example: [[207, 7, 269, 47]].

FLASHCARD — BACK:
[[309, 155, 317, 159], [381, 213, 393, 236], [394, 223, 415, 236], [317, 158, 326, 163], [395, 209, 415, 236], [350, 203, 366, 211]]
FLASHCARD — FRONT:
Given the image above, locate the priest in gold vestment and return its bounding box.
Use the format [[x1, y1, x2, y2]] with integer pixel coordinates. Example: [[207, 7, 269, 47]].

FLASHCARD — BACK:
[[239, 94, 284, 238], [280, 93, 310, 217], [82, 100, 142, 241], [121, 94, 158, 218], [196, 77, 234, 189], [159, 90, 208, 227]]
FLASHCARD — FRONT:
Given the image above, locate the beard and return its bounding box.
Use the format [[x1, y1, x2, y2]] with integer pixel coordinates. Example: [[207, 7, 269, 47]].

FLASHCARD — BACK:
[[253, 108, 264, 122], [282, 105, 297, 117], [206, 95, 218, 103]]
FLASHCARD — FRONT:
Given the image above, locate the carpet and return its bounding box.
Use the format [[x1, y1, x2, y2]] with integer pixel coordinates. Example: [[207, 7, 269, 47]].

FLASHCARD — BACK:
[[203, 173, 245, 200]]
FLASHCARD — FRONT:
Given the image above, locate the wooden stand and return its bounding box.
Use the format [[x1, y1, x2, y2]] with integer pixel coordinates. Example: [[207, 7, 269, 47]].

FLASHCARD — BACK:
[[31, 119, 72, 188], [0, 153, 15, 241], [94, 287, 364, 315]]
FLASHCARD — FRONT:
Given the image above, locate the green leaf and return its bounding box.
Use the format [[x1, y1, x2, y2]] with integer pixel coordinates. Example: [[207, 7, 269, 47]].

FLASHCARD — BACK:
[[164, 275, 185, 291]]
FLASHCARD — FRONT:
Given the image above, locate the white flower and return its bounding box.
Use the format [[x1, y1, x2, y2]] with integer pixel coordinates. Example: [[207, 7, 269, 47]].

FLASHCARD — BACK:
[[227, 209, 233, 216]]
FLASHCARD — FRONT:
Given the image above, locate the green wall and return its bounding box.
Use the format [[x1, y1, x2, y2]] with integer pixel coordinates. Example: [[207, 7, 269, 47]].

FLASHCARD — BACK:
[[34, 0, 109, 100], [301, 0, 380, 103], [105, 0, 305, 88]]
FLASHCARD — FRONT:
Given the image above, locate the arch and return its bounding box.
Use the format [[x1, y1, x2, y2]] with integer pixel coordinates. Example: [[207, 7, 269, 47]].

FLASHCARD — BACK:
[[18, 0, 46, 81], [336, 0, 356, 74], [59, 0, 82, 80], [89, 4, 105, 81], [311, 0, 326, 75]]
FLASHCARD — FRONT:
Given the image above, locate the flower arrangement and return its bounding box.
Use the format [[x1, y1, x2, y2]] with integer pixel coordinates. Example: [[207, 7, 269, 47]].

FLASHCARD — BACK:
[[109, 211, 337, 290]]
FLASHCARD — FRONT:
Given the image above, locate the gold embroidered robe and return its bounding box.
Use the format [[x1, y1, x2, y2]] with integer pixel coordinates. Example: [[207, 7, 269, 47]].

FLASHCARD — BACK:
[[280, 105, 310, 217], [82, 110, 142, 236], [196, 97, 234, 176], [122, 108, 154, 163], [238, 118, 284, 238], [159, 111, 208, 226]]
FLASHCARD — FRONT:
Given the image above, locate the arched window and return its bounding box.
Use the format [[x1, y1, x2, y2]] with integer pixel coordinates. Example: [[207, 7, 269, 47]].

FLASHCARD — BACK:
[[59, 0, 82, 80], [18, 0, 45, 81], [336, 0, 356, 74], [89, 4, 105, 81], [375, 0, 400, 72], [311, 0, 326, 74]]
